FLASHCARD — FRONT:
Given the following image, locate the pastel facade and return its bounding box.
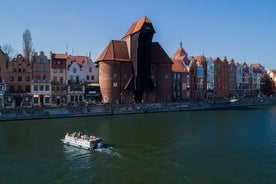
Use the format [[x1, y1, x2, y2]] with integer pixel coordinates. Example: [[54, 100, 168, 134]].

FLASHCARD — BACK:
[[50, 52, 68, 105], [32, 51, 51, 107], [67, 57, 84, 105]]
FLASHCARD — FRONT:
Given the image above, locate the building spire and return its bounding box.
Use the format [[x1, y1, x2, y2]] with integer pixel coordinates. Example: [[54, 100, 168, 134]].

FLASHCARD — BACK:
[[180, 40, 183, 48]]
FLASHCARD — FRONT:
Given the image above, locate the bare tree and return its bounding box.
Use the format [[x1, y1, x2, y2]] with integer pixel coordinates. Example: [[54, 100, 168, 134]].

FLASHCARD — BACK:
[[1, 43, 17, 60], [23, 29, 34, 62]]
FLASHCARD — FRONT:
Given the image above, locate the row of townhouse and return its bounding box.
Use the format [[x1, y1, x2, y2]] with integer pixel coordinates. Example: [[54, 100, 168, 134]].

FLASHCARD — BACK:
[[172, 44, 267, 101], [1, 16, 275, 108], [0, 49, 100, 108]]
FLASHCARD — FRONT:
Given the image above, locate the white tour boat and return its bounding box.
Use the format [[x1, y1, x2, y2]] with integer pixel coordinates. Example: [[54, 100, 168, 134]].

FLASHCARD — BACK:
[[61, 132, 103, 150]]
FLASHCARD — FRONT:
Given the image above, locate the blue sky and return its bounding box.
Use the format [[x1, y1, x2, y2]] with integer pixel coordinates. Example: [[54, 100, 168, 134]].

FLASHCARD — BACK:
[[1, 0, 275, 69]]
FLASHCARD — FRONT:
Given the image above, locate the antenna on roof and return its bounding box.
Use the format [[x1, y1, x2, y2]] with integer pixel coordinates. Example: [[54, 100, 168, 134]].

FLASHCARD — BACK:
[[66, 42, 68, 53], [72, 48, 73, 55]]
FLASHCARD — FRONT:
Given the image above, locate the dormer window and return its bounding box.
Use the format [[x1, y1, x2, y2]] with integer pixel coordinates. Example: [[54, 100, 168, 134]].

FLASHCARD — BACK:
[[56, 60, 62, 65]]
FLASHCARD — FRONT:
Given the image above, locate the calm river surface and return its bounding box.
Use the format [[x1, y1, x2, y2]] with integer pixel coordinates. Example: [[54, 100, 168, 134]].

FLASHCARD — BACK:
[[1, 105, 276, 183]]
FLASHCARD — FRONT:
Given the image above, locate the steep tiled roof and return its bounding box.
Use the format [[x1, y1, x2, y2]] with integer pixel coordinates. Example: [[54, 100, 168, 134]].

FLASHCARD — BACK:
[[96, 40, 130, 62], [123, 16, 152, 38], [69, 55, 89, 67], [173, 47, 187, 59], [51, 53, 67, 59], [194, 55, 205, 61], [172, 60, 186, 72], [151, 42, 173, 64]]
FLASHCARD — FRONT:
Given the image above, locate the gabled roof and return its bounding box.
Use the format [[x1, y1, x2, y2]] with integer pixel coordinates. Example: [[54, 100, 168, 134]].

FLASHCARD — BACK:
[[51, 53, 68, 59], [194, 55, 205, 61], [173, 47, 187, 58], [151, 42, 173, 64], [69, 55, 89, 67], [213, 57, 221, 62], [96, 40, 130, 62], [123, 16, 152, 38], [172, 60, 186, 72]]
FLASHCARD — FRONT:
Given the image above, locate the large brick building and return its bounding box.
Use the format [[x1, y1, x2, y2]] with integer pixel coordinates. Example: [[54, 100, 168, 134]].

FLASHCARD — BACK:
[[96, 16, 173, 104]]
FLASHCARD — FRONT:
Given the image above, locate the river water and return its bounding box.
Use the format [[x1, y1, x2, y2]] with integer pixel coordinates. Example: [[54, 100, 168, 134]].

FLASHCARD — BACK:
[[1, 105, 276, 183]]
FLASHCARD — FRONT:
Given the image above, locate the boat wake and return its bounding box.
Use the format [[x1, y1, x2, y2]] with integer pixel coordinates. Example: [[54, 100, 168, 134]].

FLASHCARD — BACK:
[[94, 146, 122, 158]]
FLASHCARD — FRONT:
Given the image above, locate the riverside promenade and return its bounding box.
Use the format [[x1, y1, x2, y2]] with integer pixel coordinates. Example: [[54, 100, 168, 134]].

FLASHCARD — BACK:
[[1, 97, 276, 121]]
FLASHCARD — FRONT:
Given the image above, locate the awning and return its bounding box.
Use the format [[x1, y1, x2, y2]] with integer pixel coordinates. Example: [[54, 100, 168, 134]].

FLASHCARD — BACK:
[[87, 83, 100, 87], [33, 95, 39, 97]]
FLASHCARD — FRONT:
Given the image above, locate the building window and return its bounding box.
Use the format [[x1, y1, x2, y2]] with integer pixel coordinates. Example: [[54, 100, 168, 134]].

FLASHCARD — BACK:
[[36, 66, 41, 72], [39, 58, 44, 64], [43, 76, 47, 81], [86, 76, 90, 80], [59, 69, 63, 73], [89, 67, 92, 72], [25, 76, 30, 81], [25, 86, 31, 93], [60, 77, 63, 84], [43, 66, 47, 72], [7, 96, 12, 102], [23, 69, 26, 72], [36, 76, 41, 81], [40, 85, 44, 91], [18, 76, 22, 81], [45, 97, 50, 103], [53, 69, 57, 73], [53, 77, 57, 82], [34, 97, 39, 104], [34, 85, 38, 91], [91, 76, 94, 80], [25, 96, 30, 102], [9, 76, 14, 81], [73, 68, 77, 73], [56, 60, 62, 65], [45, 85, 49, 91], [113, 82, 118, 87]]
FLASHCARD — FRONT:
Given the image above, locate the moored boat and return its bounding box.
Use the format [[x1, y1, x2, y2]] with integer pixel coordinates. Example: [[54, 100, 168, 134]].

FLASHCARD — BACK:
[[61, 132, 103, 150]]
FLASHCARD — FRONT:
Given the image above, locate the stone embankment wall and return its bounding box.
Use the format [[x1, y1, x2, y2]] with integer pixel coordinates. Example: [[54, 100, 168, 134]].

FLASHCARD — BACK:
[[1, 97, 276, 121]]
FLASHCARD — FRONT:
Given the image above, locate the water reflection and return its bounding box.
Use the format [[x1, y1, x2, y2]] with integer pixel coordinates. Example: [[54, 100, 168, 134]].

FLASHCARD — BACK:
[[63, 145, 93, 170]]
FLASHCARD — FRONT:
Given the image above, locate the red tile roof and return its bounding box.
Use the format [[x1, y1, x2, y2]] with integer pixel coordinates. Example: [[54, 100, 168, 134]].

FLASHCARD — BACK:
[[172, 60, 186, 72], [173, 47, 187, 58], [151, 42, 173, 64], [123, 16, 152, 38], [51, 53, 68, 59], [96, 40, 130, 62], [69, 55, 89, 67]]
